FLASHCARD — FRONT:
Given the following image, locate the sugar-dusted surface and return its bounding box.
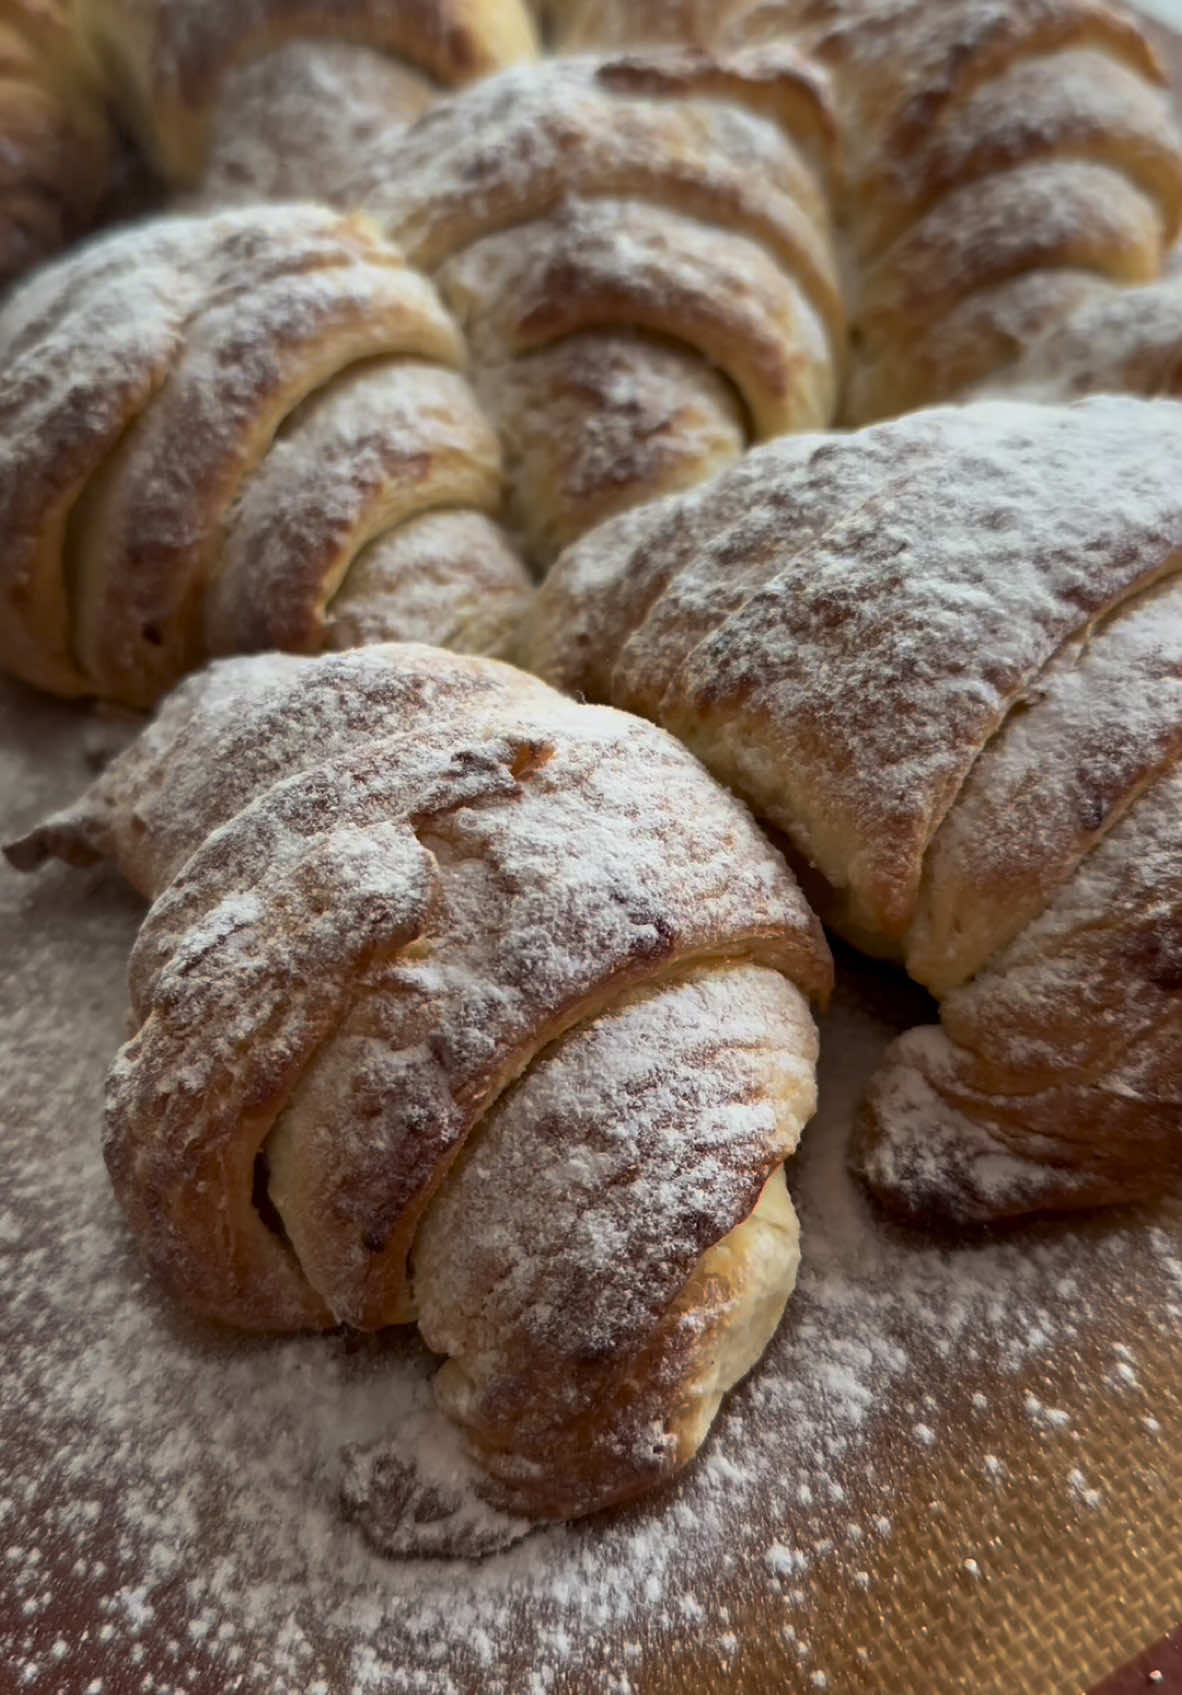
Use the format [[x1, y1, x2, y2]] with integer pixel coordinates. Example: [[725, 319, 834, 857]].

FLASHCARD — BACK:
[[528, 396, 1182, 944], [194, 41, 438, 211], [2, 678, 1181, 1694]]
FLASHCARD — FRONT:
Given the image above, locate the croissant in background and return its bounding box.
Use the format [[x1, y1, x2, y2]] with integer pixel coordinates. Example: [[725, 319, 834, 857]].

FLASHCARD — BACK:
[[0, 202, 532, 707], [539, 0, 1182, 420], [0, 0, 119, 287], [347, 46, 845, 563], [6, 642, 831, 1540], [521, 395, 1182, 1225], [78, 0, 540, 206], [758, 0, 1182, 420]]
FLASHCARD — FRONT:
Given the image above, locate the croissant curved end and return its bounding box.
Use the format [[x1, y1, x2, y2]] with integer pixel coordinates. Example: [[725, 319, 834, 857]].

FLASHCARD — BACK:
[[852, 1025, 1176, 1227]]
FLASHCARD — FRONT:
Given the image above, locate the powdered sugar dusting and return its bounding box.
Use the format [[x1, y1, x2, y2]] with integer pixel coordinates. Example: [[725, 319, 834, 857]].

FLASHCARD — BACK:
[[195, 41, 438, 211], [3, 681, 1180, 1691], [341, 50, 840, 559]]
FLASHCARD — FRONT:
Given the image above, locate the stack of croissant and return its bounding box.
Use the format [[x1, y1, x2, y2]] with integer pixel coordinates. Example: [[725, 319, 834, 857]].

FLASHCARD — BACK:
[[3, 0, 1181, 1553]]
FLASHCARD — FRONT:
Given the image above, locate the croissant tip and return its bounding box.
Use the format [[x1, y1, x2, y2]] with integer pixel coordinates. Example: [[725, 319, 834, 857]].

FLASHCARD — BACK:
[[3, 818, 106, 875], [3, 832, 49, 874]]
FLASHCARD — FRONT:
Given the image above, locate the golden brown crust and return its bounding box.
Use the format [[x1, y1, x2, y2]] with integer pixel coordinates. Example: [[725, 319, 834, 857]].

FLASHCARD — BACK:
[[849, 48, 1182, 260], [74, 253, 461, 707], [361, 54, 839, 316], [854, 161, 1163, 368], [855, 757, 1182, 1225], [784, 0, 1166, 156], [979, 272, 1182, 402], [843, 269, 1113, 425], [0, 0, 117, 287], [203, 359, 503, 657], [8, 645, 830, 1331], [545, 0, 1182, 420], [536, 0, 751, 53], [325, 511, 533, 658], [472, 331, 746, 566], [733, 0, 1182, 420], [528, 398, 1182, 941], [851, 1025, 1181, 1226], [441, 198, 835, 439], [192, 39, 440, 209], [907, 574, 1182, 996], [421, 1030, 810, 1521]]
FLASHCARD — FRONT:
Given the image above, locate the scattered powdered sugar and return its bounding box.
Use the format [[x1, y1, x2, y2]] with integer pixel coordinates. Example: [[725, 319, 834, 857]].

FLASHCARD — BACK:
[[2, 683, 1181, 1693]]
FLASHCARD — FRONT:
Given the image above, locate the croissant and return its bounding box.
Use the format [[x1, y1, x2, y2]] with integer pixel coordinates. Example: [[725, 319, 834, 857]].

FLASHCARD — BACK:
[[0, 0, 118, 286], [77, 0, 539, 206], [0, 201, 531, 708], [762, 0, 1182, 421], [6, 641, 831, 1537], [348, 46, 844, 564], [521, 394, 1182, 1225], [486, 1, 1182, 427]]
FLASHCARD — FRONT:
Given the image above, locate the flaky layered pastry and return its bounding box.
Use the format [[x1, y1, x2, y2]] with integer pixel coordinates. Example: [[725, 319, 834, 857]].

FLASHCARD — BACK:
[[6, 642, 831, 1535], [77, 0, 539, 198], [348, 48, 843, 564], [0, 0, 118, 286], [524, 0, 1182, 421], [0, 203, 531, 707], [751, 0, 1182, 420], [521, 395, 1182, 1224]]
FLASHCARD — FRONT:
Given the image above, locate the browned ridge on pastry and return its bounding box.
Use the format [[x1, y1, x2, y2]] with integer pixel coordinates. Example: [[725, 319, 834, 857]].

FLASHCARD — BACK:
[[6, 642, 831, 1533], [76, 0, 540, 204], [0, 202, 531, 707], [348, 47, 844, 564], [521, 394, 1182, 1225], [0, 0, 119, 287]]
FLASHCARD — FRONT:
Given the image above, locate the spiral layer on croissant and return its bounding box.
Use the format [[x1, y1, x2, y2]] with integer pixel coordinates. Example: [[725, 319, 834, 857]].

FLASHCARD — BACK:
[[534, 0, 748, 52], [0, 203, 532, 708], [522, 395, 1182, 1223], [190, 39, 443, 210], [349, 49, 843, 564], [7, 642, 830, 1521]]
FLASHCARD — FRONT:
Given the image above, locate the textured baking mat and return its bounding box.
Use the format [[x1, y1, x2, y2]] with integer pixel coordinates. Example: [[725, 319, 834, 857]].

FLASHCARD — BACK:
[[1, 673, 1180, 1695]]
